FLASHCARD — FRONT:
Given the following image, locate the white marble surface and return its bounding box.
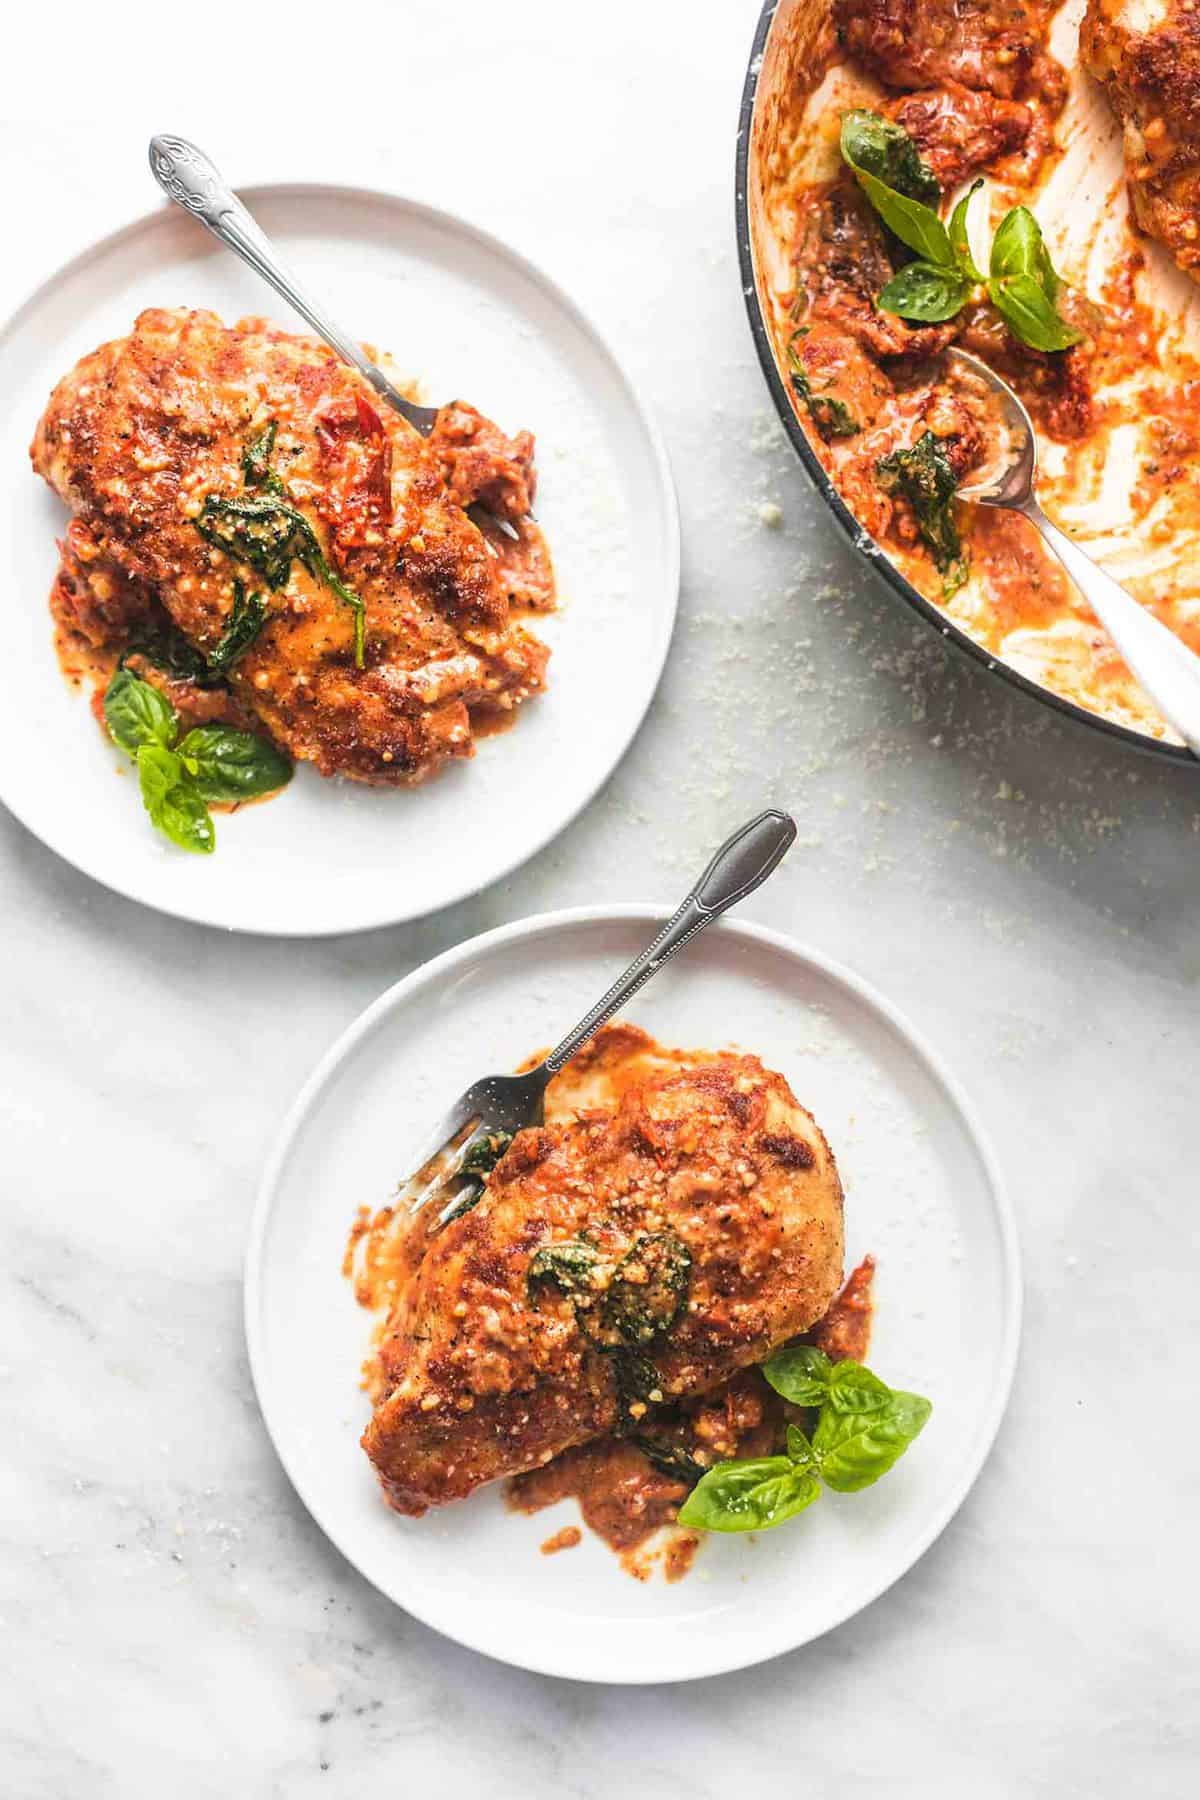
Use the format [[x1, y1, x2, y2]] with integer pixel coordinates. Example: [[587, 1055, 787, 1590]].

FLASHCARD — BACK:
[[3, 3, 1198, 1793]]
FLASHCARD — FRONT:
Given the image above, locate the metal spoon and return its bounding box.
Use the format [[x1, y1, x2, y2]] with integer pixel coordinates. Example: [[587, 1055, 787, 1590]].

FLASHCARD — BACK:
[[946, 346, 1200, 758]]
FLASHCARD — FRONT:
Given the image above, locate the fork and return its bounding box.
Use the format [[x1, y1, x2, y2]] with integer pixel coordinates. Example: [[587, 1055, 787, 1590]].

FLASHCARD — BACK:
[[147, 135, 444, 437], [147, 133, 530, 538], [399, 809, 797, 1230]]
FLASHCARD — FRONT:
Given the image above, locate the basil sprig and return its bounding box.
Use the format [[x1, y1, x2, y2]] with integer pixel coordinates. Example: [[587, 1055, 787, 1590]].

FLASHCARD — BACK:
[[677, 1348, 930, 1534], [136, 742, 215, 856], [842, 114, 975, 323], [177, 724, 293, 804], [842, 112, 1082, 352], [102, 668, 292, 854], [679, 1451, 821, 1533], [104, 665, 177, 758]]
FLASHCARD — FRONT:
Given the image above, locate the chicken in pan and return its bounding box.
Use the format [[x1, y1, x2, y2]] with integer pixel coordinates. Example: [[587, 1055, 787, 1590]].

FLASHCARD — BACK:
[[1083, 0, 1200, 282]]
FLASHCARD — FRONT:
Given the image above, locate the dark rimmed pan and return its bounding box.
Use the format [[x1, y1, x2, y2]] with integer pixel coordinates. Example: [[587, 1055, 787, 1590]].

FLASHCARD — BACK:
[[735, 0, 1193, 765]]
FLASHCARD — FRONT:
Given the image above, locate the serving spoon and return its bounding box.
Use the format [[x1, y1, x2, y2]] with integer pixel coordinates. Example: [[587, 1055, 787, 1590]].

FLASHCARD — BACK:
[[146, 134, 523, 534], [945, 348, 1200, 757]]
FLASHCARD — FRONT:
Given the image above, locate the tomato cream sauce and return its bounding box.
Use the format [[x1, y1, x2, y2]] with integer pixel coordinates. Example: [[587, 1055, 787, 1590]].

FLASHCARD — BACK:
[[756, 0, 1200, 742], [507, 1261, 875, 1579]]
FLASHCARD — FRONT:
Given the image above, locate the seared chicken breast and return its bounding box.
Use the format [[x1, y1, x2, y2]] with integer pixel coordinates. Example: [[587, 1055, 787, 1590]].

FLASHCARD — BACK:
[[834, 0, 1065, 183], [31, 308, 550, 783], [1083, 0, 1200, 281], [835, 0, 1062, 100], [361, 1027, 844, 1515]]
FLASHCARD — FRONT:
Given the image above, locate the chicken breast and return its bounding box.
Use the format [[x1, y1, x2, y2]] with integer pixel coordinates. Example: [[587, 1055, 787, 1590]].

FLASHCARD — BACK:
[[835, 0, 1062, 102], [889, 82, 1035, 187], [361, 1028, 844, 1514], [31, 308, 550, 783], [1083, 0, 1200, 282]]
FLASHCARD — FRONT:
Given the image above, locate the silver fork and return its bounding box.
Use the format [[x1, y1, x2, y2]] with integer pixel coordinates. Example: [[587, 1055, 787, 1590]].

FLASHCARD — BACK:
[[400, 809, 797, 1231], [147, 133, 527, 538], [947, 347, 1200, 757], [147, 135, 441, 437]]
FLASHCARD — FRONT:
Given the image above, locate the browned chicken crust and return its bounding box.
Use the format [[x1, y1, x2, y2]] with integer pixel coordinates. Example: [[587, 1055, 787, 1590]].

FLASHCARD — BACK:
[[31, 308, 551, 784], [835, 0, 1063, 102], [835, 0, 1065, 185], [362, 1028, 844, 1515], [1084, 0, 1200, 282]]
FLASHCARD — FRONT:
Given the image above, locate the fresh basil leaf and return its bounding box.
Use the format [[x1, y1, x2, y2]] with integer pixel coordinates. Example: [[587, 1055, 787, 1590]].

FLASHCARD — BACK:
[[990, 205, 1056, 291], [877, 261, 971, 322], [840, 115, 952, 267], [850, 164, 954, 267], [827, 1360, 894, 1414], [762, 1342, 833, 1407], [176, 726, 293, 803], [786, 1422, 816, 1466], [136, 744, 215, 855], [987, 207, 1081, 350], [949, 179, 984, 281], [988, 273, 1083, 352], [677, 1456, 822, 1533], [104, 668, 178, 757], [814, 1389, 932, 1492], [207, 580, 269, 673], [839, 110, 940, 205]]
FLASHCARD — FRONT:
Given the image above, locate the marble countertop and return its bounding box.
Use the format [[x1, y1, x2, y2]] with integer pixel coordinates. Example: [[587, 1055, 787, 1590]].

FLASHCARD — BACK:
[[3, 3, 1197, 1794]]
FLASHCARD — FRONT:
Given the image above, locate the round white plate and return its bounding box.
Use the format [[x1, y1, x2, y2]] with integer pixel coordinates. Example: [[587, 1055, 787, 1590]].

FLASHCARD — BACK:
[[0, 186, 678, 934], [246, 908, 1020, 1683]]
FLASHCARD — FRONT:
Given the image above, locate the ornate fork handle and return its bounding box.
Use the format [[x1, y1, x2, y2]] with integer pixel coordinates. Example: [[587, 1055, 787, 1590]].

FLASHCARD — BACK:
[[147, 135, 437, 432], [543, 810, 797, 1075]]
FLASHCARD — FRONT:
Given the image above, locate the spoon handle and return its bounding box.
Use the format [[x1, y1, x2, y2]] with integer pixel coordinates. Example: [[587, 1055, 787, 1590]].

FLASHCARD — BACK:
[[146, 135, 437, 433], [1025, 498, 1200, 759], [542, 810, 797, 1076]]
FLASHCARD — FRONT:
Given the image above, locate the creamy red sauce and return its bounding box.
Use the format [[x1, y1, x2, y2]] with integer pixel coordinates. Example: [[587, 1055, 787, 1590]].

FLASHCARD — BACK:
[[540, 1525, 582, 1556], [507, 1256, 877, 1579]]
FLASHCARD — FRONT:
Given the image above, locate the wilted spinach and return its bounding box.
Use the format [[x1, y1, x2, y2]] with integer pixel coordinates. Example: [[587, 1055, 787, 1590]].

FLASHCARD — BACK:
[[875, 431, 968, 594]]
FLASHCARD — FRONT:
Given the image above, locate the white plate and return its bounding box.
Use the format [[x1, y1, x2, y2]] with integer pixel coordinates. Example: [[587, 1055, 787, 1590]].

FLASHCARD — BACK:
[[0, 186, 678, 934], [246, 908, 1020, 1683]]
